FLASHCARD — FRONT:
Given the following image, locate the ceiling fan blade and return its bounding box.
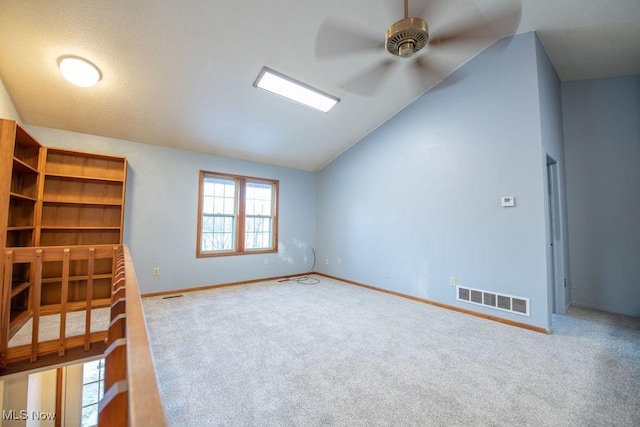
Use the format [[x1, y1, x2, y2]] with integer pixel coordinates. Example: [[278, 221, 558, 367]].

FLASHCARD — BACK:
[[428, 0, 522, 49], [416, 0, 458, 26], [411, 54, 450, 83], [315, 19, 385, 59], [340, 59, 398, 97], [412, 54, 469, 92], [406, 0, 522, 93]]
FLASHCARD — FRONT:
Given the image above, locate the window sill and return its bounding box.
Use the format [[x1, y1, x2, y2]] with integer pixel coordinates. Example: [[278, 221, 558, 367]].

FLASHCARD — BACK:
[[197, 248, 278, 258]]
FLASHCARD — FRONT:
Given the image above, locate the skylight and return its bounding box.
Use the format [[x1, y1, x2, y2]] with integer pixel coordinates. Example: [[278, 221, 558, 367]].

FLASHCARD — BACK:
[[253, 67, 339, 113]]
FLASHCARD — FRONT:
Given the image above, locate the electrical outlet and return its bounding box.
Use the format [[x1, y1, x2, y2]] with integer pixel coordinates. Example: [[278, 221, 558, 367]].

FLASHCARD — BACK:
[[449, 276, 456, 286], [264, 258, 269, 265], [324, 258, 329, 265], [384, 271, 389, 279], [336, 258, 342, 265], [153, 267, 160, 276]]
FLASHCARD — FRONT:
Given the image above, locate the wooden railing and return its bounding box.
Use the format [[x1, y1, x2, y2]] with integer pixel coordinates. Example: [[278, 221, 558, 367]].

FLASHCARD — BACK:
[[98, 245, 167, 426], [1, 245, 115, 370], [0, 244, 167, 425]]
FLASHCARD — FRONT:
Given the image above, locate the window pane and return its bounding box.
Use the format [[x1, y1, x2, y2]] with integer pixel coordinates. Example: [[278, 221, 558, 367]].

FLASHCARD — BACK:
[[82, 359, 102, 383], [246, 199, 255, 216], [203, 216, 213, 231], [204, 177, 236, 215], [203, 180, 215, 196], [246, 185, 255, 200], [260, 200, 271, 215], [244, 182, 273, 250], [82, 359, 104, 427], [82, 382, 100, 407], [213, 217, 224, 232], [245, 216, 272, 249], [201, 175, 237, 252], [203, 196, 214, 214], [82, 404, 98, 427], [202, 233, 213, 251], [201, 215, 235, 252], [246, 182, 272, 216], [224, 217, 234, 236], [224, 182, 235, 198], [224, 197, 235, 215]]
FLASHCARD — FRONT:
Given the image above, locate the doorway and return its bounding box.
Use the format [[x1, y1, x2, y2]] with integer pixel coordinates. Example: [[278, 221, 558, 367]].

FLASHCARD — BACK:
[[546, 156, 567, 314]]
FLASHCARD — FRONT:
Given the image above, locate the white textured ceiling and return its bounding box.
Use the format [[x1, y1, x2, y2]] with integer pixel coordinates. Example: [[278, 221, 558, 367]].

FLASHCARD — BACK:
[[0, 0, 638, 171]]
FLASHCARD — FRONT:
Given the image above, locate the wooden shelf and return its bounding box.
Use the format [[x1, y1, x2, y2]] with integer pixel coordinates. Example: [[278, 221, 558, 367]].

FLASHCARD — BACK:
[[42, 226, 121, 230], [6, 228, 34, 247], [9, 310, 31, 338], [43, 175, 124, 205], [13, 125, 41, 170], [7, 226, 35, 231], [10, 192, 37, 202], [12, 157, 39, 174], [10, 170, 38, 200], [42, 199, 123, 207], [40, 298, 111, 316], [44, 148, 126, 181], [11, 281, 31, 298], [39, 229, 121, 247], [8, 198, 35, 227], [44, 172, 124, 183], [41, 273, 113, 284]]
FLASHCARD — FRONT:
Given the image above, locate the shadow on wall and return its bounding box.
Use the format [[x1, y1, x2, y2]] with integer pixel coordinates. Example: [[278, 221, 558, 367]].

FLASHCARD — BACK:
[[279, 238, 315, 271]]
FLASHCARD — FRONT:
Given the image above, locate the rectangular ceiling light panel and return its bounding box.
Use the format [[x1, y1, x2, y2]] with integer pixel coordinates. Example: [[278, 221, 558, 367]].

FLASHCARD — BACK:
[[253, 67, 339, 113]]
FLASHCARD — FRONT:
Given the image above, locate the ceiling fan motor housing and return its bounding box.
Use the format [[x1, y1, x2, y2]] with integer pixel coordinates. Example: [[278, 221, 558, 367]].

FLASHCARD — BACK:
[[386, 17, 429, 58]]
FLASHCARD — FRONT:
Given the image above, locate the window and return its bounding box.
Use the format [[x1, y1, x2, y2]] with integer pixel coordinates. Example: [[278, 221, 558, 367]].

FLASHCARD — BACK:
[[198, 171, 278, 257], [81, 359, 105, 427]]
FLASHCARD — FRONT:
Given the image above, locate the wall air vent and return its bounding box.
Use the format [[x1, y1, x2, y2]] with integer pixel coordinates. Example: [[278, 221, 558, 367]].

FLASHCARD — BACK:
[[456, 286, 530, 316]]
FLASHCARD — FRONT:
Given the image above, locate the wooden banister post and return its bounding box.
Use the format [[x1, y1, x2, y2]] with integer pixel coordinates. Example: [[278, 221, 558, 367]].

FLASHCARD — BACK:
[[1, 250, 14, 368], [85, 247, 95, 350], [30, 249, 43, 362], [58, 248, 70, 357]]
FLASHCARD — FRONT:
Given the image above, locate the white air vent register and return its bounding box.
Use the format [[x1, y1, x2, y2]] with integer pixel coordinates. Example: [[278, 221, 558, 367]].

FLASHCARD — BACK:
[[457, 286, 530, 316]]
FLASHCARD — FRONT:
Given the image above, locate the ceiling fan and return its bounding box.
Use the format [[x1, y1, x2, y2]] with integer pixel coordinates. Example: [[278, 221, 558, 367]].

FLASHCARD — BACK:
[[315, 0, 522, 96]]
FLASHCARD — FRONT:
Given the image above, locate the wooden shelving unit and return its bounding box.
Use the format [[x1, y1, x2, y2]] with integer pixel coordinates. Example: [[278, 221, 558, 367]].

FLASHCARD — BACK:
[[39, 147, 126, 249], [0, 118, 127, 335], [3, 124, 41, 249], [37, 147, 126, 307], [1, 120, 42, 334]]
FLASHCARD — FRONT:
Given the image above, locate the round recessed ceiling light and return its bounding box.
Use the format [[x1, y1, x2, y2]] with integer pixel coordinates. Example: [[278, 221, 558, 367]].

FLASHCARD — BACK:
[[58, 56, 101, 87]]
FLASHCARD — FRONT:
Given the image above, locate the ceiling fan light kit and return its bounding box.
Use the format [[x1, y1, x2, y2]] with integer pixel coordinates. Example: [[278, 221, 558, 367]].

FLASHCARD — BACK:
[[386, 17, 429, 58]]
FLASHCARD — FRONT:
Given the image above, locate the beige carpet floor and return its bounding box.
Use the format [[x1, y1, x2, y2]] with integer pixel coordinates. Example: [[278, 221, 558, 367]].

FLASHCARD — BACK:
[[143, 275, 640, 426], [8, 308, 110, 347]]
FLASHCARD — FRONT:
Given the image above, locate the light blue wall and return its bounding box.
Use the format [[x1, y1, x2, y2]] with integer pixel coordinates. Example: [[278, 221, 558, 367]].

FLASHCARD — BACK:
[[561, 75, 640, 316], [535, 36, 571, 317], [25, 126, 317, 294], [0, 77, 20, 122], [316, 32, 553, 330]]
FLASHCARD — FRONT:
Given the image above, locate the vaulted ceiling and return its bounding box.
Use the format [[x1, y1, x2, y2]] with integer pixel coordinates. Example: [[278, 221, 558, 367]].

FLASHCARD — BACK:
[[0, 0, 638, 171]]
